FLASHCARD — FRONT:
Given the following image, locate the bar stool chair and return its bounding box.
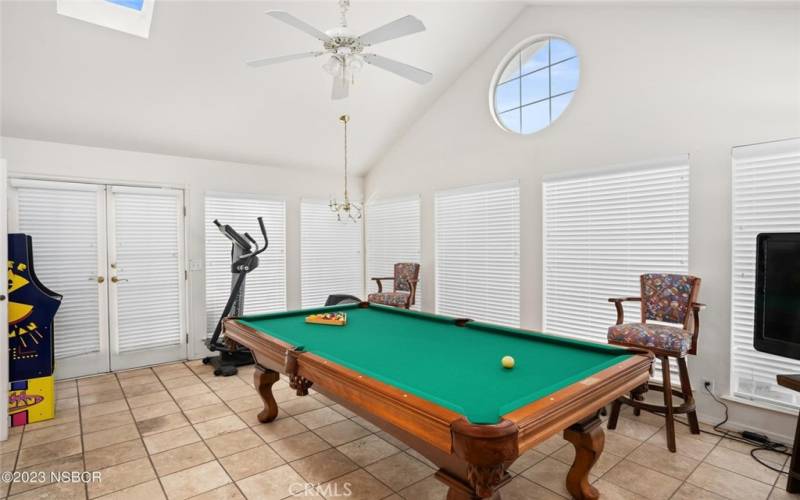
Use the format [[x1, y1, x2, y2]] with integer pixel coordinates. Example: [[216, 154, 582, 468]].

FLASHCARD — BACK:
[[606, 273, 705, 452]]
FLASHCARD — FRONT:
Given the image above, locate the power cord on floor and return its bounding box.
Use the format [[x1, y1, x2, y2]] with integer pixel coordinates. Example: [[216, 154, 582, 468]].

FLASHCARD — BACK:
[[669, 382, 790, 474]]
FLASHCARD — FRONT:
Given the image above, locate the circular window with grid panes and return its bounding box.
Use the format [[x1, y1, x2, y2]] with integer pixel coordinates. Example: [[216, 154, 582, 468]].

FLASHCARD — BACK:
[[490, 36, 580, 135]]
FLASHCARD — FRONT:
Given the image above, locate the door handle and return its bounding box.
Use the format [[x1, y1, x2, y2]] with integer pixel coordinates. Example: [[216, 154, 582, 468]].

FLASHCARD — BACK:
[[91, 276, 105, 283], [0, 294, 5, 302], [111, 276, 128, 283]]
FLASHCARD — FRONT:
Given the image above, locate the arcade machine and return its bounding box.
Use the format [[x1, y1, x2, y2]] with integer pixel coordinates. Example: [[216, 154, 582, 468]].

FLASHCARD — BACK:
[[7, 233, 61, 426]]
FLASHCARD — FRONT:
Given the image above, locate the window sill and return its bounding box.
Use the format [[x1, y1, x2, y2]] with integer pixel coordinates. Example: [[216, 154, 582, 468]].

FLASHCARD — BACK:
[[721, 393, 798, 417]]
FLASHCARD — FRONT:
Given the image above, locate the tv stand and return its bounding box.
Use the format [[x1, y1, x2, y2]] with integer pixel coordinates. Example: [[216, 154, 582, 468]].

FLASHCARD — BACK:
[[778, 374, 800, 492]]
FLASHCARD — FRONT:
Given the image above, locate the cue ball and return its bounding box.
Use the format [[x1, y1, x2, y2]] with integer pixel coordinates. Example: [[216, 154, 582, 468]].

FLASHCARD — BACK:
[[501, 356, 515, 369]]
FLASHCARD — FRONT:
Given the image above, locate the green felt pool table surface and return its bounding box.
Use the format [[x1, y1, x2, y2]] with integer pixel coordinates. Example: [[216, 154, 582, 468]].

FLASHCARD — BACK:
[[238, 304, 633, 424]]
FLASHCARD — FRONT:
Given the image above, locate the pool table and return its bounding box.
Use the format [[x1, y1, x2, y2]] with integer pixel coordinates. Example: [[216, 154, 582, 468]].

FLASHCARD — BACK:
[[223, 302, 653, 500]]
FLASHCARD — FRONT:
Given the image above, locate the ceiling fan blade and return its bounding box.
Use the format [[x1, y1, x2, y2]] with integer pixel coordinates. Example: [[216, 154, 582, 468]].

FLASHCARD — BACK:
[[246, 51, 324, 68], [363, 54, 432, 85], [332, 77, 349, 100], [357, 15, 425, 46], [266, 11, 332, 43]]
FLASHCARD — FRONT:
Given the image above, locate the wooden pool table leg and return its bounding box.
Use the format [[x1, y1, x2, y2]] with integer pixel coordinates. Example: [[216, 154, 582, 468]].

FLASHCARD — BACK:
[[254, 364, 281, 423], [563, 413, 604, 500]]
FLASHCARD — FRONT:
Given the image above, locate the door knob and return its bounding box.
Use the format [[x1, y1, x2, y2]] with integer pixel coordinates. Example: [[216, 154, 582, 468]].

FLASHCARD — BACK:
[[111, 276, 128, 283], [92, 276, 105, 283], [0, 294, 5, 302]]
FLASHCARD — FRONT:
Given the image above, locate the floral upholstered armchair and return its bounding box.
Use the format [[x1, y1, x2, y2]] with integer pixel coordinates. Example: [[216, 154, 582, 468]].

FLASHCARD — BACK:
[[606, 273, 705, 453], [367, 263, 420, 309]]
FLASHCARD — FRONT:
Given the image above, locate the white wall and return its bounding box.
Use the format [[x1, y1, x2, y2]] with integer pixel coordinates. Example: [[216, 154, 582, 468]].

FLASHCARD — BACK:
[[1, 136, 363, 360], [365, 4, 800, 441]]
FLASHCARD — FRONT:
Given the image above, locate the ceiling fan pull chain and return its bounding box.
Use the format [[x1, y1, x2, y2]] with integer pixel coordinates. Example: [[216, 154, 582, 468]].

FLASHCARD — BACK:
[[339, 0, 350, 28]]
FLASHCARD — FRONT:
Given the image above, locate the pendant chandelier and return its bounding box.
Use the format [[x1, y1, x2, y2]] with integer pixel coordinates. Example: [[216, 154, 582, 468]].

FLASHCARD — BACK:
[[329, 114, 362, 222]]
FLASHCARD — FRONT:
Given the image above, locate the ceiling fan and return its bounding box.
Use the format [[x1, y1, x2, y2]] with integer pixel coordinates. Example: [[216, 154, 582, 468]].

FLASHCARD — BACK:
[[246, 0, 433, 100]]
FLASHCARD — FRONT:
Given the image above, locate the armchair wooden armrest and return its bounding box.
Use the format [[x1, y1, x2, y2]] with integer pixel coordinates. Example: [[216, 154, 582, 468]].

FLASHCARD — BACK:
[[371, 277, 394, 293], [608, 297, 641, 325], [691, 302, 706, 338]]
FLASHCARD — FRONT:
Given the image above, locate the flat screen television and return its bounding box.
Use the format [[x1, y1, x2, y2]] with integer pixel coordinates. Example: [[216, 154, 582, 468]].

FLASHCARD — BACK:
[[754, 233, 800, 360]]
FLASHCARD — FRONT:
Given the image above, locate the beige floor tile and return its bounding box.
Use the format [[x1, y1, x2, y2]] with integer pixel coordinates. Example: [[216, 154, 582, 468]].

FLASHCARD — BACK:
[[374, 431, 409, 451], [219, 445, 284, 481], [96, 479, 164, 499], [10, 454, 84, 496], [137, 412, 190, 436], [160, 460, 231, 500], [603, 459, 682, 499], [151, 442, 215, 477], [183, 404, 233, 424], [591, 479, 647, 499], [56, 384, 79, 399], [116, 367, 153, 379], [236, 407, 284, 427], [131, 401, 181, 422], [251, 417, 308, 443], [169, 384, 211, 400], [225, 395, 263, 414], [671, 482, 727, 500], [1, 450, 18, 472], [521, 457, 575, 498], [8, 480, 86, 499], [0, 434, 22, 455], [280, 397, 325, 416], [175, 392, 222, 411], [625, 442, 700, 480], [78, 374, 117, 387], [331, 404, 356, 419], [337, 435, 400, 467], [399, 475, 448, 500], [236, 463, 306, 500], [205, 377, 248, 393], [17, 436, 82, 468], [162, 375, 202, 390], [319, 469, 391, 500], [205, 428, 262, 458], [313, 419, 372, 447], [704, 445, 781, 485], [188, 484, 244, 500], [143, 426, 201, 455], [533, 434, 569, 455], [153, 366, 194, 382], [551, 443, 624, 476], [294, 407, 347, 430], [58, 397, 80, 410], [24, 407, 80, 431], [718, 435, 786, 463], [122, 383, 164, 398], [500, 476, 564, 500], [193, 415, 248, 440], [126, 390, 173, 409], [81, 410, 135, 434], [21, 421, 81, 448], [291, 448, 359, 484], [118, 374, 160, 388], [603, 430, 644, 457], [645, 428, 715, 461], [80, 390, 125, 407], [84, 439, 146, 471], [84, 423, 140, 452], [404, 449, 436, 469], [88, 457, 156, 498], [310, 393, 335, 407], [609, 417, 662, 442], [364, 451, 434, 491], [687, 462, 773, 500], [216, 385, 259, 403], [271, 432, 331, 462], [81, 400, 129, 419], [508, 449, 546, 474]]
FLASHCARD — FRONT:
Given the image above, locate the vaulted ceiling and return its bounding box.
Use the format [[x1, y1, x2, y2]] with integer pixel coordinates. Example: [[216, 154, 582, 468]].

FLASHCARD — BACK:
[[1, 1, 524, 174]]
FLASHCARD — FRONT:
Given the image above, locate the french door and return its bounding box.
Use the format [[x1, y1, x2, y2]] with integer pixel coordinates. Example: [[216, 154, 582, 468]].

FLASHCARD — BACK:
[[8, 179, 187, 378]]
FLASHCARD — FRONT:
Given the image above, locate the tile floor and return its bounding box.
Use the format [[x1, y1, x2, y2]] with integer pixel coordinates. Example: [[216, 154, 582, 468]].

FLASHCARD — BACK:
[[0, 359, 797, 500]]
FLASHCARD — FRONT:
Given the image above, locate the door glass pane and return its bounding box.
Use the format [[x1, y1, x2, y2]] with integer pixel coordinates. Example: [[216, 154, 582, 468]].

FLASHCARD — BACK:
[[112, 188, 182, 353], [16, 185, 102, 360]]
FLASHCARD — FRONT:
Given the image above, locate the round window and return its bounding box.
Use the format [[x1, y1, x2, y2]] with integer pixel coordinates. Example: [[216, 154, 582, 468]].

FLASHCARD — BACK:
[[490, 36, 580, 135]]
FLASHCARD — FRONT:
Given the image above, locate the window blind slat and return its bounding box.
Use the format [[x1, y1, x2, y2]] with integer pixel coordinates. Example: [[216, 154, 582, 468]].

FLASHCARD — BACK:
[[365, 196, 422, 310], [435, 182, 520, 326], [543, 158, 689, 381], [204, 194, 287, 335], [301, 200, 363, 308], [731, 138, 800, 410]]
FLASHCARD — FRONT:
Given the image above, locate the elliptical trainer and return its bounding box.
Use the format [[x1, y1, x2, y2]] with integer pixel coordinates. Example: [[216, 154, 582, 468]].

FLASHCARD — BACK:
[[202, 217, 268, 376]]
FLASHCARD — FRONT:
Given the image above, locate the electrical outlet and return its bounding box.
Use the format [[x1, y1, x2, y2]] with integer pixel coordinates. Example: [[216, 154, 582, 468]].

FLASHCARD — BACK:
[[703, 379, 715, 394]]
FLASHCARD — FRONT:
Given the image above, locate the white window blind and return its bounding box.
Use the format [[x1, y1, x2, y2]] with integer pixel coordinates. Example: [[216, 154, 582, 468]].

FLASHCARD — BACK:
[[301, 199, 363, 308], [205, 193, 287, 334], [13, 181, 104, 359], [543, 157, 689, 344], [366, 196, 422, 310], [435, 181, 520, 326], [731, 138, 800, 409]]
